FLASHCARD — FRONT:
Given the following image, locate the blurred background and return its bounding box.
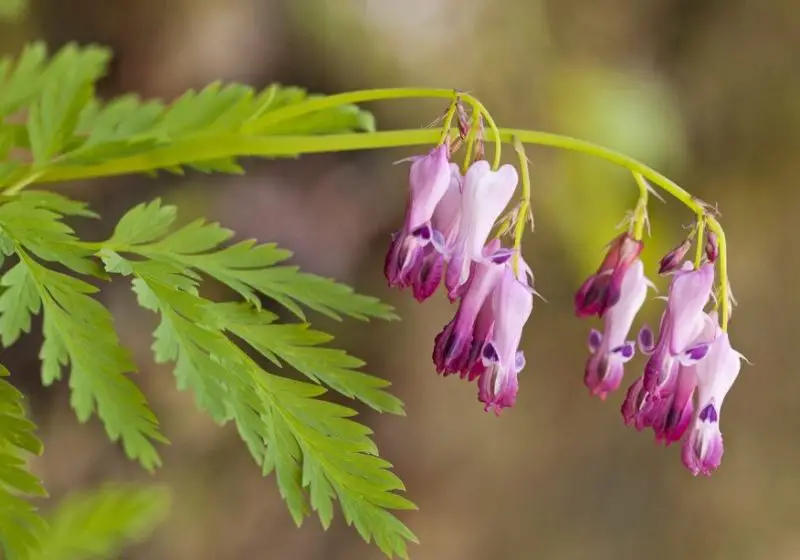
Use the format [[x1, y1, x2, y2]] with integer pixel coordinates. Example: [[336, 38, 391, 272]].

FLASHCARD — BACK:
[[1, 0, 799, 558]]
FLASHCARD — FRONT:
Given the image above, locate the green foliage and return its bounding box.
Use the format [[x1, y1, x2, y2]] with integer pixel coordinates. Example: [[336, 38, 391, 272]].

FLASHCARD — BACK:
[[0, 364, 47, 560], [0, 41, 415, 558], [31, 483, 170, 560], [98, 200, 413, 555], [0, 0, 26, 22], [0, 41, 375, 189]]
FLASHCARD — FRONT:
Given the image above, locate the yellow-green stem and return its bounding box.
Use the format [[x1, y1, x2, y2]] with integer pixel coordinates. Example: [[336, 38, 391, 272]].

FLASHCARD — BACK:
[[631, 173, 649, 240], [461, 111, 481, 174], [705, 217, 729, 331], [511, 137, 532, 275], [438, 101, 458, 146], [11, 107, 729, 328], [694, 217, 706, 268]]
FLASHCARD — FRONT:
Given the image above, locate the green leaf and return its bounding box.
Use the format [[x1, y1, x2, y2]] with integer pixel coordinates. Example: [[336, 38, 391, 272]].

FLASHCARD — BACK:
[[106, 199, 397, 321], [0, 194, 167, 470], [0, 364, 48, 560], [0, 194, 103, 276], [99, 206, 415, 557], [57, 81, 375, 174], [223, 307, 404, 414], [0, 0, 27, 22], [19, 44, 110, 167], [31, 484, 170, 560]]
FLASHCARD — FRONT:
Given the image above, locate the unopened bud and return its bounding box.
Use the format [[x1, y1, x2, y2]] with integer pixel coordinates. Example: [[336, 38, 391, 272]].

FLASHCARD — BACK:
[[658, 239, 692, 275], [705, 231, 719, 263]]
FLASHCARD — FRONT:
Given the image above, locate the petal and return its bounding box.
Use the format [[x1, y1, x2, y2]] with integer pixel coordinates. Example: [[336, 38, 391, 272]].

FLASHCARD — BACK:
[[406, 144, 452, 228], [621, 376, 648, 427], [478, 362, 519, 415], [677, 342, 711, 366], [603, 260, 649, 348], [490, 263, 534, 366], [695, 330, 743, 412], [667, 262, 715, 354], [584, 352, 625, 400], [612, 341, 636, 362], [460, 162, 518, 261], [587, 329, 603, 353], [433, 260, 504, 374], [514, 350, 526, 372], [430, 163, 463, 248], [447, 162, 518, 294], [384, 230, 426, 288], [410, 247, 444, 302], [656, 364, 697, 444], [681, 413, 724, 476], [638, 325, 655, 354]]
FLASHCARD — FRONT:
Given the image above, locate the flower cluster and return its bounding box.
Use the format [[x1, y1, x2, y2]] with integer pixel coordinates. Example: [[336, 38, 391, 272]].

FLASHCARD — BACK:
[[576, 230, 744, 476], [384, 123, 742, 476], [384, 143, 534, 414]]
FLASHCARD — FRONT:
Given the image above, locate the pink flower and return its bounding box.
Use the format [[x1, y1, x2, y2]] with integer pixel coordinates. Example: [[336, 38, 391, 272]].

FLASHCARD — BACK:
[[681, 318, 743, 476], [477, 258, 533, 414], [642, 262, 716, 393], [444, 160, 518, 300], [384, 144, 453, 295], [575, 233, 643, 318], [407, 164, 463, 301], [584, 259, 649, 400], [622, 262, 717, 444], [432, 244, 510, 378]]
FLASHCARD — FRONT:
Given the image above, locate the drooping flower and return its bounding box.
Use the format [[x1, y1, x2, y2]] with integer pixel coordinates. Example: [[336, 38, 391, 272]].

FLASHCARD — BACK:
[[432, 241, 510, 378], [642, 262, 716, 393], [384, 144, 452, 292], [477, 255, 534, 414], [574, 232, 644, 318], [625, 314, 716, 444], [681, 317, 743, 476], [407, 164, 463, 301], [444, 160, 518, 300], [584, 259, 649, 400], [621, 262, 717, 444]]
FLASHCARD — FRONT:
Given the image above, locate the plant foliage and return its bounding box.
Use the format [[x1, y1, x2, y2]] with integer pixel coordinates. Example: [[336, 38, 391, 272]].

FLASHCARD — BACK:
[[0, 41, 414, 558]]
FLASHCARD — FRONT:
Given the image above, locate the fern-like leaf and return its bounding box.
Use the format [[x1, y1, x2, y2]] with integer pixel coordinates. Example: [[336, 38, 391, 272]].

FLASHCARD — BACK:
[[0, 195, 167, 470], [31, 483, 170, 560], [0, 364, 48, 560], [97, 200, 415, 557]]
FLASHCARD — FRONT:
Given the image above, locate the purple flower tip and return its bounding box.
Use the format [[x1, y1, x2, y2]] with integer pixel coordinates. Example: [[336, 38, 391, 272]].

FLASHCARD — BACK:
[[638, 326, 655, 354], [698, 403, 718, 423], [685, 343, 711, 363]]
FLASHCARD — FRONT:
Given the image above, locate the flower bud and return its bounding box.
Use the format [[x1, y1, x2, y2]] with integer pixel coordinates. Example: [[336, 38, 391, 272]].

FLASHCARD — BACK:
[[658, 239, 692, 275], [705, 231, 719, 263]]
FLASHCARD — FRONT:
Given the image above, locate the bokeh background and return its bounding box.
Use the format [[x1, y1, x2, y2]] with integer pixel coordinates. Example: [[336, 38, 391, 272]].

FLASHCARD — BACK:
[[2, 0, 799, 558]]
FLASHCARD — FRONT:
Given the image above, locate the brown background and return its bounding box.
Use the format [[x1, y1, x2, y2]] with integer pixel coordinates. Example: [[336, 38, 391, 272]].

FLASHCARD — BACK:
[[2, 0, 798, 558]]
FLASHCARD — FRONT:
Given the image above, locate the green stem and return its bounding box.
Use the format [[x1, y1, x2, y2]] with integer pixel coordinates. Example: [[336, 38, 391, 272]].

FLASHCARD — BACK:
[[243, 87, 503, 169], [631, 173, 650, 240], [438, 102, 458, 145], [694, 217, 706, 268], [705, 217, 730, 331], [511, 137, 532, 275], [24, 124, 729, 330], [243, 88, 462, 133]]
